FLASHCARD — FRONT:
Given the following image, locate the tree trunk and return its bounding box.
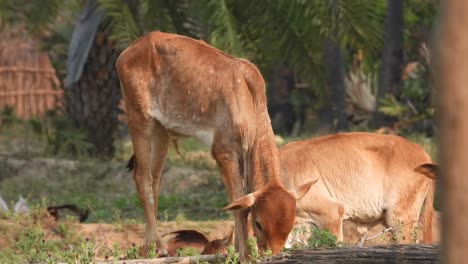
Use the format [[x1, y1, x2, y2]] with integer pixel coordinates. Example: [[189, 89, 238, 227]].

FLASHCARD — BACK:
[[321, 38, 348, 132], [438, 0, 468, 263], [373, 0, 404, 127], [66, 30, 121, 157]]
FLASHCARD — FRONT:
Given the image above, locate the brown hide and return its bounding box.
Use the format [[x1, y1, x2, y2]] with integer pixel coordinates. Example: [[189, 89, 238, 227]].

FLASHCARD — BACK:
[[116, 31, 309, 258], [163, 230, 209, 257], [279, 132, 436, 245], [201, 230, 234, 255]]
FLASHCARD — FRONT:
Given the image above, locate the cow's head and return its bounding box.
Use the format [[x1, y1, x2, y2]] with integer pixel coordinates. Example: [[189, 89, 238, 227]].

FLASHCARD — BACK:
[[223, 179, 318, 255]]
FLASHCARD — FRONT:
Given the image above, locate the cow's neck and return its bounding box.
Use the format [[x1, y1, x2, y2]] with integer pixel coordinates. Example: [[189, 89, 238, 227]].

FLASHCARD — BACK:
[[245, 120, 281, 192]]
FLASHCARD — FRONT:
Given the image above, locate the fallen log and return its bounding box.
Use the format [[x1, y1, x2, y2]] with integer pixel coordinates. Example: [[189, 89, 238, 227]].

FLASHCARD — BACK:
[[260, 244, 440, 264], [41, 244, 439, 264], [94, 254, 226, 264]]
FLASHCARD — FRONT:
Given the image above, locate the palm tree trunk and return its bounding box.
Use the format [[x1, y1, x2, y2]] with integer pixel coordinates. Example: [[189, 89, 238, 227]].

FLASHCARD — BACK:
[[373, 0, 404, 127], [321, 38, 348, 132], [438, 0, 468, 262], [66, 30, 121, 157]]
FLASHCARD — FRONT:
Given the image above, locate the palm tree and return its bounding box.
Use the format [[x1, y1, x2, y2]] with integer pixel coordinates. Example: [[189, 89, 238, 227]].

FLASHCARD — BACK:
[[64, 0, 121, 157], [100, 0, 385, 133], [373, 0, 405, 127]]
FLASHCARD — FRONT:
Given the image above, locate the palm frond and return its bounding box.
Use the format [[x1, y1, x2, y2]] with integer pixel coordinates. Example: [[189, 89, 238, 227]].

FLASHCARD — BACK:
[[0, 0, 15, 27], [23, 0, 64, 35], [98, 0, 141, 50], [161, 0, 202, 38], [233, 0, 324, 91], [199, 0, 245, 57], [141, 0, 178, 33], [336, 0, 386, 55]]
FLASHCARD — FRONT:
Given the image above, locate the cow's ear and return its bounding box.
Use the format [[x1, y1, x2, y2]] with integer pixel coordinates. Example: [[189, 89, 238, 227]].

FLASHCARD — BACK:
[[222, 191, 261, 211], [290, 178, 318, 200], [222, 229, 234, 246], [414, 163, 438, 180]]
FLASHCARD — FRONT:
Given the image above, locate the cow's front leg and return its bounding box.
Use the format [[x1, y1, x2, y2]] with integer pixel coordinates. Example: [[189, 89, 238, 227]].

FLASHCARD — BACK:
[[212, 142, 250, 259]]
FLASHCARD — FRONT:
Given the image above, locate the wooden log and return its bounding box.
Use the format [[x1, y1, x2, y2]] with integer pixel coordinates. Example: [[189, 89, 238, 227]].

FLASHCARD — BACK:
[[37, 245, 439, 264], [94, 255, 226, 264], [260, 244, 440, 264]]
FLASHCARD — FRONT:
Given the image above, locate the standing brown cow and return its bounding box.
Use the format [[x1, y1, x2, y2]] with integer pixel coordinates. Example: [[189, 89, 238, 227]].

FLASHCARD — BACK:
[[116, 31, 313, 258], [279, 132, 436, 245]]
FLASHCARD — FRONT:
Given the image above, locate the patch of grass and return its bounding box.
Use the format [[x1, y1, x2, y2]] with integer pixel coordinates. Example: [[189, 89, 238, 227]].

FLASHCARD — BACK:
[[224, 246, 240, 264], [307, 229, 340, 249], [176, 246, 201, 257], [124, 242, 140, 260], [245, 237, 272, 262]]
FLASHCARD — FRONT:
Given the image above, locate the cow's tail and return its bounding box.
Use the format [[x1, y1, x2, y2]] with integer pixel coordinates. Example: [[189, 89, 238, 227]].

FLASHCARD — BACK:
[[125, 140, 181, 172], [126, 154, 135, 171], [414, 163, 437, 243]]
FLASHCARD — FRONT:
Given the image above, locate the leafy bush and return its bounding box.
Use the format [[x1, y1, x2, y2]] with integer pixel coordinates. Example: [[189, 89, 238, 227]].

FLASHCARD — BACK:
[[307, 229, 340, 249]]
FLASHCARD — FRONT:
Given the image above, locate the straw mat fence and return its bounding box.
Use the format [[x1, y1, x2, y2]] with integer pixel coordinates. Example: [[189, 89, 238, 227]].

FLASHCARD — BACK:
[[0, 29, 62, 119]]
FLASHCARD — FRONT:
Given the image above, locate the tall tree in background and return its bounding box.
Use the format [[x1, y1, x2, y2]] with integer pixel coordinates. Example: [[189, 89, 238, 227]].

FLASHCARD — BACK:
[[438, 0, 468, 262], [322, 39, 348, 131], [373, 0, 405, 127], [319, 0, 349, 132], [64, 0, 124, 157]]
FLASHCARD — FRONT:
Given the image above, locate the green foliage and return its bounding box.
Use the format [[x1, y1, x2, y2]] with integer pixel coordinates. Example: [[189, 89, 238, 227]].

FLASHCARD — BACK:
[[125, 243, 140, 260], [0, 0, 80, 35], [147, 242, 160, 258], [224, 246, 240, 264], [378, 94, 408, 117], [176, 246, 201, 257], [99, 0, 141, 50], [200, 0, 245, 57], [15, 218, 97, 264], [29, 111, 93, 158], [0, 106, 20, 125], [60, 238, 96, 264], [17, 230, 55, 264], [385, 222, 403, 245], [99, 0, 203, 50], [246, 236, 260, 261], [245, 237, 272, 262], [307, 229, 339, 249]]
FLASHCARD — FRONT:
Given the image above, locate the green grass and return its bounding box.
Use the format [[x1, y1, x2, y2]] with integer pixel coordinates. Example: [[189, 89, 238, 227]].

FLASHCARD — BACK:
[[0, 121, 229, 223], [0, 119, 440, 220]]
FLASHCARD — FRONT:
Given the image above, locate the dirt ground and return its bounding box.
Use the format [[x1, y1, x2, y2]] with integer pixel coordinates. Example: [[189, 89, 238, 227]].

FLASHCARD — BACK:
[[0, 209, 440, 259]]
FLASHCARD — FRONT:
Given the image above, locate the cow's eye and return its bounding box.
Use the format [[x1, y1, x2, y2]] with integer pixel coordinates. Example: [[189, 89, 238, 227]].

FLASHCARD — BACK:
[[255, 220, 262, 231]]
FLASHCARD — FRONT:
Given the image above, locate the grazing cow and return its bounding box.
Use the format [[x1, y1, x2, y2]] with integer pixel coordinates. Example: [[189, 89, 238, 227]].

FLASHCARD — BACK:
[[116, 31, 313, 258], [278, 132, 436, 245]]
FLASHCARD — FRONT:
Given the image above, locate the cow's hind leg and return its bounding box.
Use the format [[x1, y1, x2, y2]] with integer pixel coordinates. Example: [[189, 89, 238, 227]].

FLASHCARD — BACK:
[[150, 121, 170, 254], [128, 118, 166, 253]]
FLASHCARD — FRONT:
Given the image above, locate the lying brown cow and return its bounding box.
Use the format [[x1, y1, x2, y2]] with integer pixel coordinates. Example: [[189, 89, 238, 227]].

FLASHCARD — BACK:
[[163, 229, 234, 256], [279, 132, 436, 245]]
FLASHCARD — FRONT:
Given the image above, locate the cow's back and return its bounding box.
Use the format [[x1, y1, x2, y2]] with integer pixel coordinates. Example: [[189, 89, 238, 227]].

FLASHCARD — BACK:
[[279, 132, 432, 221], [116, 31, 266, 143]]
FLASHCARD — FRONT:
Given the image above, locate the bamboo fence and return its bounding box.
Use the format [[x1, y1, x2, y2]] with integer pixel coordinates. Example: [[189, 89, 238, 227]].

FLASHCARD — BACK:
[[0, 28, 62, 120]]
